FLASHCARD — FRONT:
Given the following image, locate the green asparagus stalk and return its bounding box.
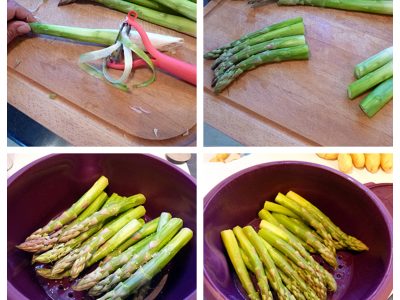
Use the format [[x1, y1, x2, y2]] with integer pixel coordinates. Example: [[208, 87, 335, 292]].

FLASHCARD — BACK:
[[97, 228, 193, 300], [221, 230, 260, 300], [277, 0, 393, 15], [89, 218, 183, 296], [264, 201, 299, 218], [278, 271, 306, 300], [204, 17, 303, 59], [240, 248, 255, 273], [212, 22, 305, 69], [125, 0, 177, 14], [153, 0, 197, 21], [275, 192, 336, 252], [74, 234, 155, 291], [348, 60, 393, 99], [52, 208, 144, 276], [88, 0, 196, 36], [19, 191, 108, 253], [87, 218, 145, 267], [233, 226, 273, 300], [243, 226, 294, 300], [59, 195, 146, 242], [157, 212, 172, 232], [214, 45, 309, 93], [355, 47, 393, 79], [272, 213, 338, 268], [22, 176, 108, 242], [258, 209, 315, 253], [34, 224, 103, 264], [260, 238, 320, 300], [286, 191, 369, 251], [214, 35, 306, 78], [103, 218, 159, 263], [359, 77, 393, 118]]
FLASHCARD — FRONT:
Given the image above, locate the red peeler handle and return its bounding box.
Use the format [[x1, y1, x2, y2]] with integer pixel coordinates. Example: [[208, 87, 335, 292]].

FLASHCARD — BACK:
[[127, 11, 197, 86]]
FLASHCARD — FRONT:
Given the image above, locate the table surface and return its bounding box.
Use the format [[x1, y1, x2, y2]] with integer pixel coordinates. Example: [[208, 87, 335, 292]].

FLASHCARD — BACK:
[[8, 0, 196, 146], [204, 0, 393, 146]]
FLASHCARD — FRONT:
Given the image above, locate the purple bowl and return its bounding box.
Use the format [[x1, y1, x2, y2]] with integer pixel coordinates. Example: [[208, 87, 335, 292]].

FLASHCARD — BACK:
[[8, 154, 196, 300], [204, 161, 392, 300]]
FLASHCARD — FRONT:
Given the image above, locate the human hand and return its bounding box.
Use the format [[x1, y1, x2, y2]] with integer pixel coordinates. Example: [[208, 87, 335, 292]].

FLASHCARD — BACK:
[[7, 0, 36, 44]]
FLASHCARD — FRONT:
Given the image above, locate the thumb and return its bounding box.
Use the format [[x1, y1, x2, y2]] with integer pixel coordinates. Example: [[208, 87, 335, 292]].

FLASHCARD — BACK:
[[8, 21, 31, 44]]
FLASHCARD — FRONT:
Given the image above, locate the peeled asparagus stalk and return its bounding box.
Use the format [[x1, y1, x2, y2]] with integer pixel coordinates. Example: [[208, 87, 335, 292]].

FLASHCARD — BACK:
[[354, 47, 393, 79], [97, 228, 193, 300], [29, 23, 184, 52], [22, 176, 108, 242], [359, 77, 393, 118]]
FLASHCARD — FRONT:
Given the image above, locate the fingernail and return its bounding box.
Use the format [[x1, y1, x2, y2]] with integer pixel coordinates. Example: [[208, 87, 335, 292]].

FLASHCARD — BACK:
[[17, 24, 31, 34]]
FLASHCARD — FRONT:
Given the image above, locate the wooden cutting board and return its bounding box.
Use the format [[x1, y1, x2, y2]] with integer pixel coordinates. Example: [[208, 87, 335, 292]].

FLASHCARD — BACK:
[[204, 0, 392, 146], [8, 0, 196, 146]]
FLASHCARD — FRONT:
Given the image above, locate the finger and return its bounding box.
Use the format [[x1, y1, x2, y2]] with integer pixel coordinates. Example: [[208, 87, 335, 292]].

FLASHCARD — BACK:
[[7, 21, 31, 44], [7, 0, 36, 22]]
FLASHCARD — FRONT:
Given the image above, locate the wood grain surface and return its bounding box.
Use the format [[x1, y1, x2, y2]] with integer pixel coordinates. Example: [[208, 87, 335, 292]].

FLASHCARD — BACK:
[[204, 0, 392, 146], [8, 0, 196, 146]]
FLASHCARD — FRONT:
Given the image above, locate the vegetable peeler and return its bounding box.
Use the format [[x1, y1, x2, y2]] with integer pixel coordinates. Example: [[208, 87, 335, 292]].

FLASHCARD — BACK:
[[107, 11, 197, 86]]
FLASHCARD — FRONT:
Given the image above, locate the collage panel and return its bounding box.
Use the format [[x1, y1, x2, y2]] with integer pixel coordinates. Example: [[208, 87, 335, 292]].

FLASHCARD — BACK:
[[203, 153, 393, 299], [7, 0, 197, 146], [203, 1, 393, 146], [7, 153, 196, 299]]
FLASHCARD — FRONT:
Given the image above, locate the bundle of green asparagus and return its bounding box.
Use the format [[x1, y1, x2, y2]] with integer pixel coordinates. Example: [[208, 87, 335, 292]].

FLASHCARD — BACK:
[[347, 47, 393, 118], [221, 191, 368, 300], [17, 175, 193, 299], [204, 17, 310, 93], [58, 0, 197, 37], [248, 0, 393, 15]]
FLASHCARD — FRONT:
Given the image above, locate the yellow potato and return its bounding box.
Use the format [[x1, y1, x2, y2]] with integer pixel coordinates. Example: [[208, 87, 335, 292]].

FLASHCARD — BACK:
[[209, 153, 230, 162], [338, 153, 353, 173], [316, 153, 339, 160], [365, 153, 381, 173], [350, 153, 365, 169], [380, 153, 393, 173]]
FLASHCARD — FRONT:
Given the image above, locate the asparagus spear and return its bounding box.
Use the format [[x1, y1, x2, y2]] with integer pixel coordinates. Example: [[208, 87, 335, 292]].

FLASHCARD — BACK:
[[348, 60, 393, 99], [278, 271, 306, 300], [74, 234, 155, 291], [221, 230, 260, 300], [89, 218, 183, 296], [125, 0, 176, 14], [35, 224, 103, 264], [355, 47, 393, 79], [157, 212, 172, 232], [103, 218, 159, 263], [277, 0, 393, 15], [260, 238, 320, 300], [234, 226, 273, 300], [19, 191, 108, 253], [22, 176, 108, 241], [359, 77, 393, 118], [59, 195, 146, 242], [86, 218, 145, 267], [214, 35, 306, 78], [97, 228, 193, 300], [83, 0, 196, 36], [272, 213, 338, 268], [286, 191, 369, 251], [36, 268, 71, 280], [204, 17, 303, 59], [153, 0, 197, 21], [275, 192, 336, 252], [240, 248, 255, 273], [264, 201, 299, 218], [243, 226, 294, 300], [214, 45, 309, 93], [258, 209, 315, 253], [52, 208, 144, 276], [212, 22, 305, 69]]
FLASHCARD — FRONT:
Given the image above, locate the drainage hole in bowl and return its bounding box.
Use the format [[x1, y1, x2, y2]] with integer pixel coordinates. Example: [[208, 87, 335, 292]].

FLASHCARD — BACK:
[[336, 273, 342, 279], [68, 292, 74, 298], [58, 285, 64, 290], [338, 264, 343, 269]]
